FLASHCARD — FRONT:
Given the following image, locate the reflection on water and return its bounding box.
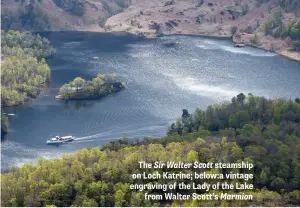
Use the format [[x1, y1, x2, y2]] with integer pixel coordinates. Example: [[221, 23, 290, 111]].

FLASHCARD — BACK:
[[1, 32, 300, 171], [60, 92, 123, 111], [61, 100, 95, 111]]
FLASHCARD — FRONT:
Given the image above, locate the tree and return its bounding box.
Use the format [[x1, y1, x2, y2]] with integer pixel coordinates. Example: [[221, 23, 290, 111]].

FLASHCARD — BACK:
[[270, 177, 285, 191], [237, 93, 246, 105], [92, 75, 104, 91], [58, 84, 71, 99], [263, 20, 272, 35], [292, 41, 300, 52], [114, 189, 125, 206], [251, 33, 258, 44], [187, 150, 198, 162], [130, 192, 144, 206], [290, 27, 300, 39], [259, 170, 269, 185], [231, 145, 244, 160], [242, 4, 249, 15], [1, 114, 9, 134], [2, 94, 300, 207], [82, 199, 98, 207], [231, 26, 237, 35], [72, 77, 85, 92], [182, 109, 190, 118], [229, 111, 250, 129]]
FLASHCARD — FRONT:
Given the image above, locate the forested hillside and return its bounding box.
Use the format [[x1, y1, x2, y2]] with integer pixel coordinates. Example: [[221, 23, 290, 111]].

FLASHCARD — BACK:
[[1, 94, 300, 207], [1, 30, 55, 107], [168, 93, 300, 134], [1, 30, 55, 134]]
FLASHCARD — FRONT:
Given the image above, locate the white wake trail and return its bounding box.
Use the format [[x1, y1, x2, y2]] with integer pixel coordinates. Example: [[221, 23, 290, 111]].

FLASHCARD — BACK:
[[74, 131, 114, 141]]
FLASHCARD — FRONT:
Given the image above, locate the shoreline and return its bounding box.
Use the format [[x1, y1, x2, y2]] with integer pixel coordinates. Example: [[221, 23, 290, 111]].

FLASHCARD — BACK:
[[36, 29, 299, 62], [55, 90, 124, 101], [1, 81, 48, 108], [277, 50, 300, 62], [146, 32, 300, 62], [245, 42, 300, 62]]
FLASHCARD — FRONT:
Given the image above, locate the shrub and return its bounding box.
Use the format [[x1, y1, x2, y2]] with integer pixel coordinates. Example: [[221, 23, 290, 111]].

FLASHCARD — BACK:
[[231, 26, 237, 35]]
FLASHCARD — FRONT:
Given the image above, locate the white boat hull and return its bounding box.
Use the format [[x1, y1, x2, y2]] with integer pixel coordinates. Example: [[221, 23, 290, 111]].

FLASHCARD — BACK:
[[46, 136, 74, 144]]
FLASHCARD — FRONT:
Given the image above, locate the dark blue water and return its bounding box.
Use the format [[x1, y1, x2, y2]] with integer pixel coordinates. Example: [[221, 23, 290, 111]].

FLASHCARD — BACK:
[[2, 32, 300, 170]]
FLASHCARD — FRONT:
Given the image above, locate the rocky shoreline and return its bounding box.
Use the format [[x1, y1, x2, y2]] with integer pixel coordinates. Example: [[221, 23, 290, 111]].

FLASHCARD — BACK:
[[277, 50, 300, 62], [100, 0, 300, 62], [109, 29, 300, 62], [34, 28, 300, 61]]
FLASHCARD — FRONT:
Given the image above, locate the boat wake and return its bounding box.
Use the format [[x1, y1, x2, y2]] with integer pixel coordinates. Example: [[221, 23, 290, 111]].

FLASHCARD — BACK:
[[195, 40, 276, 57], [74, 131, 114, 141], [71, 139, 96, 143], [220, 45, 276, 57]]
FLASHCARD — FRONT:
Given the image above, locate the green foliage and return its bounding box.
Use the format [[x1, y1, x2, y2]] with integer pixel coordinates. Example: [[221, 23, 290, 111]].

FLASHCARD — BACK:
[[52, 0, 85, 16], [168, 93, 300, 134], [1, 30, 55, 107], [263, 12, 300, 48], [263, 11, 283, 36], [1, 30, 56, 59], [290, 24, 300, 39], [1, 3, 51, 31], [278, 0, 300, 13], [0, 135, 297, 206], [292, 40, 300, 51], [58, 74, 125, 100], [1, 94, 300, 206], [229, 110, 250, 129], [231, 26, 237, 35], [241, 4, 249, 16], [251, 33, 258, 44], [1, 114, 9, 134]]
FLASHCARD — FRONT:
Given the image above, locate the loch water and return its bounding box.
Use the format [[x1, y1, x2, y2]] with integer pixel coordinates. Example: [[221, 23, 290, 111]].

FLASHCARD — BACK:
[[2, 32, 300, 170]]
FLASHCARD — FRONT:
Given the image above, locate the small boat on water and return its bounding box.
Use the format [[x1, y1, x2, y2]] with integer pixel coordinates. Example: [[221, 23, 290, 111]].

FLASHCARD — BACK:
[[46, 135, 74, 144]]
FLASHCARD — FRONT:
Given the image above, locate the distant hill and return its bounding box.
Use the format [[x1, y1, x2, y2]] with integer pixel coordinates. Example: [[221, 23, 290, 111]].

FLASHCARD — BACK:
[[1, 0, 300, 60], [1, 0, 131, 32]]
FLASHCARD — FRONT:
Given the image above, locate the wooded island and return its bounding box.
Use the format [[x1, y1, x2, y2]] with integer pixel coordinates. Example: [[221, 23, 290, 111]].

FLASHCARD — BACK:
[[56, 74, 125, 100]]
